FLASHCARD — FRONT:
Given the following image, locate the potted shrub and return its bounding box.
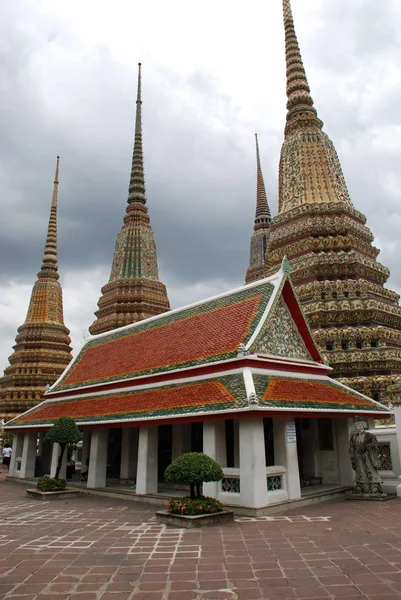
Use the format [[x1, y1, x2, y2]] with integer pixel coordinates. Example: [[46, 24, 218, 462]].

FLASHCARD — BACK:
[[156, 452, 234, 527], [27, 417, 82, 500]]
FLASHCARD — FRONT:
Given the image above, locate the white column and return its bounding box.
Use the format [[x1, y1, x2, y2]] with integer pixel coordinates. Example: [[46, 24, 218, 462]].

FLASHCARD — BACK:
[[37, 432, 44, 457], [120, 428, 138, 480], [335, 418, 354, 486], [9, 433, 24, 477], [136, 426, 158, 495], [19, 432, 37, 479], [203, 420, 226, 498], [50, 443, 68, 479], [394, 403, 401, 467], [239, 418, 269, 507], [273, 418, 301, 500], [80, 430, 91, 474], [87, 429, 108, 489]]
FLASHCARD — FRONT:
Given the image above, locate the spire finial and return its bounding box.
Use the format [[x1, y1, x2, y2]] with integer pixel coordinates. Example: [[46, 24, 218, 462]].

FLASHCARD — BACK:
[[39, 156, 60, 280], [282, 0, 323, 133], [254, 133, 271, 230], [137, 62, 142, 104], [127, 62, 146, 207]]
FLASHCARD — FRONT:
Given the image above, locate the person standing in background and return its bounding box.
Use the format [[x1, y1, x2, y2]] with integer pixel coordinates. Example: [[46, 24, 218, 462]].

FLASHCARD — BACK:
[[2, 443, 12, 473]]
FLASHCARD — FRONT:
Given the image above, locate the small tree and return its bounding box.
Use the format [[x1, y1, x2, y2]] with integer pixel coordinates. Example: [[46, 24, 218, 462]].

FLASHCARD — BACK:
[[44, 417, 82, 480], [164, 452, 224, 499]]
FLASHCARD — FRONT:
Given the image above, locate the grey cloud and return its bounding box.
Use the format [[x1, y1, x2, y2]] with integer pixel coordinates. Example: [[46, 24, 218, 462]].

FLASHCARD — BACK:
[[1, 0, 401, 368]]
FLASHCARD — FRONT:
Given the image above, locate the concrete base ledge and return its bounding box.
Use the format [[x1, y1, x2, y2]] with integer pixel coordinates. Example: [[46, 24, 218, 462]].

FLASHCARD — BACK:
[[225, 487, 353, 517], [156, 510, 234, 528], [27, 489, 82, 501]]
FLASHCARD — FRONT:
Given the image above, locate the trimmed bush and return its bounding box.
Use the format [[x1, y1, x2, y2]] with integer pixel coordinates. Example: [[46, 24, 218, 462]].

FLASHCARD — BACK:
[[168, 496, 223, 515], [164, 452, 224, 499], [37, 477, 66, 492], [44, 417, 82, 480]]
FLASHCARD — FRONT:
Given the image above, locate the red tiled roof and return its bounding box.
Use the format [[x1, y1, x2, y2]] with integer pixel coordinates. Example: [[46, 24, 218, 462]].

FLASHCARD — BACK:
[[54, 283, 274, 391], [257, 376, 386, 412], [10, 375, 245, 426]]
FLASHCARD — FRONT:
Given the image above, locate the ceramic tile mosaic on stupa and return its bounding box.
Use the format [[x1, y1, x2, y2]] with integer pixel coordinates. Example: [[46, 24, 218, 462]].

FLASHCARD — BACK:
[[8, 374, 247, 427], [55, 281, 274, 391], [253, 375, 388, 413], [260, 0, 401, 404], [279, 131, 352, 213], [251, 297, 311, 360], [110, 226, 159, 282]]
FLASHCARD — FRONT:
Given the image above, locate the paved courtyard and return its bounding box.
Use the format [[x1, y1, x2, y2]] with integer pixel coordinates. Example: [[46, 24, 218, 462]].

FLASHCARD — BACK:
[[1, 474, 401, 599]]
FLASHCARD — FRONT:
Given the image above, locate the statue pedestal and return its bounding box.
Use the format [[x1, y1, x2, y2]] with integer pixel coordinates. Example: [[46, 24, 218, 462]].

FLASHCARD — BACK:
[[346, 492, 393, 501]]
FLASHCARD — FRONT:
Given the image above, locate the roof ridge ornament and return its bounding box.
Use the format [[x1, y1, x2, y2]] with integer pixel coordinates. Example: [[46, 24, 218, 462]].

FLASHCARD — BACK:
[[247, 392, 259, 405], [237, 343, 249, 357]]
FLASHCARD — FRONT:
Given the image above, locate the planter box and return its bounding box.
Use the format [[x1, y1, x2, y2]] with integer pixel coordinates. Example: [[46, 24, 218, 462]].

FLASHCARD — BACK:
[[155, 510, 234, 528], [27, 488, 82, 501]]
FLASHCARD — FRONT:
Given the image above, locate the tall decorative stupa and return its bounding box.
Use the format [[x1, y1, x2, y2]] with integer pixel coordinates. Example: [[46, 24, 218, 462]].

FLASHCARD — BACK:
[[0, 157, 73, 422], [89, 63, 170, 335], [245, 134, 272, 284], [257, 0, 401, 403]]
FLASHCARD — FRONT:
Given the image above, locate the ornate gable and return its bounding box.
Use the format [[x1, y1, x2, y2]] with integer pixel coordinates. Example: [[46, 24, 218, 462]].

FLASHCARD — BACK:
[[251, 297, 311, 360]]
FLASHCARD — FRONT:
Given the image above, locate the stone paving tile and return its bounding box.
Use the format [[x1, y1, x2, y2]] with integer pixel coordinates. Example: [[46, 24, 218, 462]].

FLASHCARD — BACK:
[[2, 474, 401, 599]]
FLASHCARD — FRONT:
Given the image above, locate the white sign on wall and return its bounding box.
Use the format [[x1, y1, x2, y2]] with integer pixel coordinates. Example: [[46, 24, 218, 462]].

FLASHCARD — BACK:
[[286, 422, 297, 443]]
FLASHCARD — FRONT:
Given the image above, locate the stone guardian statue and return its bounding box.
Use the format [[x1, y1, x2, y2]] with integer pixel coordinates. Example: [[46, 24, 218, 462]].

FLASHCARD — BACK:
[[349, 416, 386, 497]]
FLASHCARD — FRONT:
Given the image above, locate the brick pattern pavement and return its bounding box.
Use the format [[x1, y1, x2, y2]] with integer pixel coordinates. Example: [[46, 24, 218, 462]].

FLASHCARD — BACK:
[[1, 473, 401, 599]]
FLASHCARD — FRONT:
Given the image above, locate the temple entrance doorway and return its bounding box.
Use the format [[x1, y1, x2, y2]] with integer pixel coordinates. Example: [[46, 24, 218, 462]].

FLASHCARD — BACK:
[[295, 417, 342, 489], [295, 418, 322, 488], [158, 424, 172, 481], [107, 428, 122, 481]]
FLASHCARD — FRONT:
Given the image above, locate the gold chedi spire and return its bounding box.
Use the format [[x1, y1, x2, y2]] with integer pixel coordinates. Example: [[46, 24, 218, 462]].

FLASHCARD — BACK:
[[0, 157, 73, 422], [282, 0, 322, 133], [279, 0, 352, 213], [89, 63, 170, 335], [39, 155, 60, 279], [245, 134, 272, 283], [263, 0, 401, 408]]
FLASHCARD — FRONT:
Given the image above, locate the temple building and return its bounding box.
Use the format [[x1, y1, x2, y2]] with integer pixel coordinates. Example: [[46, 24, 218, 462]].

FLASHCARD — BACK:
[[248, 0, 401, 404], [245, 134, 272, 284], [0, 157, 73, 423], [5, 261, 390, 510], [89, 63, 170, 335]]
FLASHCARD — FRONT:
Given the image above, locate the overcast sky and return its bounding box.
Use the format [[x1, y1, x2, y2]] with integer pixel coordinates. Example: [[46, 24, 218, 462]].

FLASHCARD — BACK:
[[2, 0, 401, 371]]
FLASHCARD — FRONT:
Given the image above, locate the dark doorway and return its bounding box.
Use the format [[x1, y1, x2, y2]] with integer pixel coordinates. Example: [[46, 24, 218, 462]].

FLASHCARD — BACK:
[[226, 420, 234, 467], [264, 418, 275, 466], [158, 425, 172, 481], [295, 418, 304, 481], [191, 422, 203, 452], [107, 428, 122, 479]]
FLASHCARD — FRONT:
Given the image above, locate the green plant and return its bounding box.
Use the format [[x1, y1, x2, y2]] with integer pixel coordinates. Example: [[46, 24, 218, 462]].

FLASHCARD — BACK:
[[167, 496, 223, 515], [164, 452, 224, 499], [44, 416, 82, 479], [37, 477, 66, 492]]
